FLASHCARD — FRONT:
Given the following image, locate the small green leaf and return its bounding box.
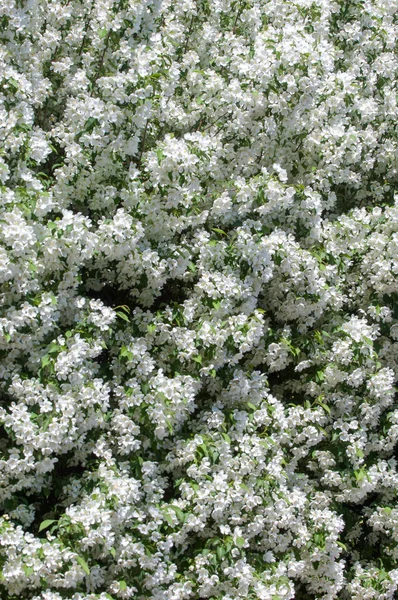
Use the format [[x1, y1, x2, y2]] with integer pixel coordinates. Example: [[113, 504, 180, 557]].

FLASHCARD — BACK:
[[114, 304, 130, 313], [109, 547, 116, 557], [163, 512, 174, 526], [41, 355, 51, 367], [170, 506, 185, 523], [119, 580, 127, 591], [8, 77, 19, 91], [235, 536, 245, 548], [212, 228, 227, 235], [317, 400, 331, 415], [355, 469, 366, 482], [84, 117, 98, 133], [120, 346, 133, 360], [98, 28, 108, 38], [48, 342, 60, 355], [156, 148, 165, 161], [116, 311, 130, 322], [39, 519, 57, 532], [76, 555, 90, 575]]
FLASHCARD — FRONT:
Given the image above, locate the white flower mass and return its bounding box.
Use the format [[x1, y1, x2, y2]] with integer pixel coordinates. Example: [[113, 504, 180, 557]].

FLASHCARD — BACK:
[[1, 0, 398, 598]]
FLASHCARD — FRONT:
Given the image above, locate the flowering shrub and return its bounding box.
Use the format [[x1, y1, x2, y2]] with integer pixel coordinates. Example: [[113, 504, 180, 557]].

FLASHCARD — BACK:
[[1, 0, 398, 598]]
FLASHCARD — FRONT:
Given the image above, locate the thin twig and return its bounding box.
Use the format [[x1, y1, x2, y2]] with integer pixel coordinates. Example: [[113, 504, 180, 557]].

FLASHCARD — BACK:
[[232, 1, 243, 34], [183, 15, 195, 54], [77, 0, 95, 59], [202, 110, 231, 132], [137, 119, 149, 167], [94, 29, 112, 82]]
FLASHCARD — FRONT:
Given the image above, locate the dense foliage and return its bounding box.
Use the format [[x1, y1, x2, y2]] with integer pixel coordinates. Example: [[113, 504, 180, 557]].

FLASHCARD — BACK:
[[1, 0, 398, 598]]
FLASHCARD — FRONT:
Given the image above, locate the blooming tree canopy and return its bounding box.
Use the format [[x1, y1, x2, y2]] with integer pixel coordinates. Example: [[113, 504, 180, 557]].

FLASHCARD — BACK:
[[1, 0, 398, 598]]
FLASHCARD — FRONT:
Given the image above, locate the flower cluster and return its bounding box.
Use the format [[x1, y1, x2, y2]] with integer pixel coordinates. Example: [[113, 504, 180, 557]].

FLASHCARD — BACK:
[[1, 0, 398, 598]]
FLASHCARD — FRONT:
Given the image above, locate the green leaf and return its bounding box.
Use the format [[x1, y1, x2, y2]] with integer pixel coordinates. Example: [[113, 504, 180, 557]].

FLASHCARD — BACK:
[[84, 117, 98, 133], [120, 346, 133, 360], [39, 519, 57, 532], [98, 28, 108, 38], [170, 506, 185, 523], [212, 228, 227, 235], [41, 355, 51, 367], [163, 512, 174, 526], [317, 400, 331, 415], [116, 311, 130, 322], [156, 148, 165, 161], [48, 342, 60, 355], [109, 547, 116, 557], [8, 77, 19, 91], [114, 304, 130, 313], [235, 536, 245, 548], [355, 469, 366, 482], [119, 580, 127, 591], [76, 555, 90, 575]]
